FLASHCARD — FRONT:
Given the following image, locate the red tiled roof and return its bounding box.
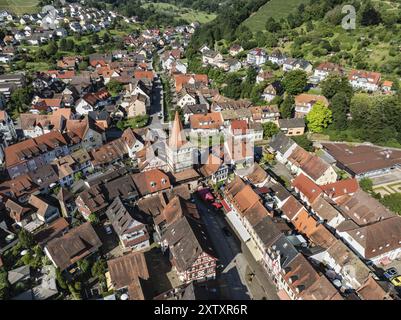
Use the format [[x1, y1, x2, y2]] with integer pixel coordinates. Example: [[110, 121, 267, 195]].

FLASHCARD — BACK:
[[292, 174, 322, 203], [348, 69, 381, 85]]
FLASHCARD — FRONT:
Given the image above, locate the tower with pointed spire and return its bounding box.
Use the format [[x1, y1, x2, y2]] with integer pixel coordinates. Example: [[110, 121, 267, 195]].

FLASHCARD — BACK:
[[166, 111, 195, 173]]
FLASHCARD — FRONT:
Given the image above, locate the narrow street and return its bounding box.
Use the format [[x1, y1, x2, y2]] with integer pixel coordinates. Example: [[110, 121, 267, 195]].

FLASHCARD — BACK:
[[195, 196, 279, 300]]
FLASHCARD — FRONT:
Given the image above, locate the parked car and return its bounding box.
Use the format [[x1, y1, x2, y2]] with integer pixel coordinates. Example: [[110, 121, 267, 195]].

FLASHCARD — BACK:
[[391, 275, 401, 287], [384, 267, 398, 279], [104, 225, 113, 235], [211, 201, 222, 209]]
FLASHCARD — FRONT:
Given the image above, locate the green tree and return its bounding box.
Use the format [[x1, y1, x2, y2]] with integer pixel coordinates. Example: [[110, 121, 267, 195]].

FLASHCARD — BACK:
[[306, 102, 332, 133], [0, 270, 10, 300], [9, 86, 33, 117], [282, 70, 307, 95], [321, 74, 353, 100], [56, 268, 68, 290], [88, 213, 100, 225], [359, 177, 373, 193], [91, 259, 107, 278], [74, 172, 83, 182], [262, 122, 279, 139], [330, 92, 349, 130], [18, 229, 34, 249], [106, 79, 124, 96], [380, 193, 401, 215], [59, 38, 68, 51], [78, 61, 88, 71], [102, 32, 111, 43], [292, 134, 313, 152], [91, 33, 100, 45], [77, 258, 91, 274], [280, 95, 295, 119], [360, 1, 381, 26], [47, 41, 58, 56], [265, 17, 281, 33]]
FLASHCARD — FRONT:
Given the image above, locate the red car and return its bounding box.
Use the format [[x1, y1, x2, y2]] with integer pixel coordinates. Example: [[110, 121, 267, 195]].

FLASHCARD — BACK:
[[198, 188, 215, 202], [211, 202, 223, 209]]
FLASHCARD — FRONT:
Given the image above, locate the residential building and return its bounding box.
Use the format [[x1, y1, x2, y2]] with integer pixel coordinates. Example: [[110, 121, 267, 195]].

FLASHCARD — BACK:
[[247, 48, 267, 66], [294, 94, 329, 118], [5, 131, 70, 179], [278, 118, 305, 136], [106, 252, 150, 300], [161, 215, 217, 284], [44, 222, 102, 272], [348, 69, 381, 92], [106, 197, 150, 251]]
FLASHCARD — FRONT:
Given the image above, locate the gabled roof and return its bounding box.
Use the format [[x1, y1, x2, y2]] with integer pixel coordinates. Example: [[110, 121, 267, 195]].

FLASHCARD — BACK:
[[348, 69, 381, 85], [269, 132, 296, 155], [155, 195, 200, 227], [292, 174, 323, 204], [294, 93, 329, 106], [199, 153, 223, 178], [132, 169, 171, 196], [190, 112, 223, 130], [5, 131, 69, 168], [288, 147, 332, 182], [103, 174, 138, 200], [106, 197, 146, 236], [107, 252, 149, 300], [335, 189, 394, 226], [278, 118, 305, 129], [245, 163, 269, 186], [28, 194, 57, 218], [281, 196, 303, 220], [45, 222, 102, 271], [162, 215, 216, 272], [253, 216, 282, 248], [345, 216, 401, 259], [356, 276, 392, 300]]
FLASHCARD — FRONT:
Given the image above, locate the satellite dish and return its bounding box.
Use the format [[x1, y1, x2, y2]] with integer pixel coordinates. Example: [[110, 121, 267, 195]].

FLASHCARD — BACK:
[[120, 294, 129, 300], [21, 250, 29, 256]]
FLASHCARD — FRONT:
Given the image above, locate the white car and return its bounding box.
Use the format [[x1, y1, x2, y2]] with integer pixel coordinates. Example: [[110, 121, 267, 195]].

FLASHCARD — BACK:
[[105, 225, 113, 235]]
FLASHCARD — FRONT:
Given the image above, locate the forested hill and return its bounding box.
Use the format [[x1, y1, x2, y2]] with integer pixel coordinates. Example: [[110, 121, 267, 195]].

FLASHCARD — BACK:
[[187, 0, 269, 51]]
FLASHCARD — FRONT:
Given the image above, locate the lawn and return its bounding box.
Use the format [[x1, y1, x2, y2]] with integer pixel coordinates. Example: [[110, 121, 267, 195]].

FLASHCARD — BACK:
[[0, 0, 39, 14], [242, 0, 308, 32], [142, 2, 216, 24], [26, 61, 51, 72]]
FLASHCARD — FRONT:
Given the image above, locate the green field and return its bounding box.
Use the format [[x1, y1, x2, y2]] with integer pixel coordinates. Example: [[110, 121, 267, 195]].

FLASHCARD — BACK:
[[242, 0, 308, 32], [142, 2, 217, 24], [0, 0, 39, 14]]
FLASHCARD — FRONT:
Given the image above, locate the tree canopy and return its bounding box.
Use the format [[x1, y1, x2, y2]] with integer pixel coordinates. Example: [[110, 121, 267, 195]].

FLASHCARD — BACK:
[[306, 102, 333, 133], [282, 70, 307, 95]]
